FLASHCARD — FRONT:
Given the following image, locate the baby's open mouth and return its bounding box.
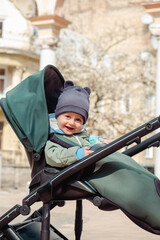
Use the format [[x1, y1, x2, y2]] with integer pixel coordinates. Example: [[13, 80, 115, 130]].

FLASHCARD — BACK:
[[66, 126, 74, 131]]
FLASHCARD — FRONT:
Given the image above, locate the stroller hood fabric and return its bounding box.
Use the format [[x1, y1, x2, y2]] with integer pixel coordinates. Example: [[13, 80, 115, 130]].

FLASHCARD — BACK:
[[0, 65, 64, 153]]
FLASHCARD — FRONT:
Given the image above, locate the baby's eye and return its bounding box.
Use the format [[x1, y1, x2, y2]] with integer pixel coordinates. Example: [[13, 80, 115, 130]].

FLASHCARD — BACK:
[[64, 114, 70, 119], [76, 118, 82, 122]]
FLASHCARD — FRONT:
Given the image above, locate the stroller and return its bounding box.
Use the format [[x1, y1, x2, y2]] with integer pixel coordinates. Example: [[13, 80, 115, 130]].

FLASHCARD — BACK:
[[1, 64, 160, 240]]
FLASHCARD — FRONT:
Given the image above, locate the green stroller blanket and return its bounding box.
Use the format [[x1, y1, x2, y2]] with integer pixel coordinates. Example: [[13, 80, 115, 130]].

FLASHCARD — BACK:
[[85, 151, 160, 234]]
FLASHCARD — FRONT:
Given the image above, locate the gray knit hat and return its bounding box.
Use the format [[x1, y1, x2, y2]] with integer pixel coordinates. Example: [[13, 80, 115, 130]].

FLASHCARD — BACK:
[[55, 81, 91, 123]]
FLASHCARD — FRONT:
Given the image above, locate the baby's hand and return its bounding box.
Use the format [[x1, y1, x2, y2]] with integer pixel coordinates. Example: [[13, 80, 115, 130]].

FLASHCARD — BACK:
[[100, 138, 111, 144], [84, 147, 94, 156]]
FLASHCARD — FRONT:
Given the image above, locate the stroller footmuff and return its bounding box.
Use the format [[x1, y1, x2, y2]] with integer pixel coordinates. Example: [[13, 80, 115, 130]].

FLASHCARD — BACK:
[[1, 65, 160, 240], [86, 151, 160, 234]]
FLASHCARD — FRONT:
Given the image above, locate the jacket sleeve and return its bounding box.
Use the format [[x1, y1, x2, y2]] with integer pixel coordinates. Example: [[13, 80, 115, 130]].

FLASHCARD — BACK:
[[44, 140, 81, 167]]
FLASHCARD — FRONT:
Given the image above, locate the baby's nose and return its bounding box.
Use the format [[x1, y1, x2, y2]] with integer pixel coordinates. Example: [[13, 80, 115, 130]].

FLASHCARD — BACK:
[[69, 118, 75, 125]]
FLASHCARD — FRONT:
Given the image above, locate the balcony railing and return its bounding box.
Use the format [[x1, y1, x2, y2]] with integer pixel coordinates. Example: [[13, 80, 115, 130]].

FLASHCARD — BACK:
[[0, 32, 38, 54]]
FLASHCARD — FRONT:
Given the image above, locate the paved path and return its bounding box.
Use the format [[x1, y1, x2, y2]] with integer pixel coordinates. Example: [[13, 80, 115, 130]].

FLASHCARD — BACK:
[[0, 188, 160, 240]]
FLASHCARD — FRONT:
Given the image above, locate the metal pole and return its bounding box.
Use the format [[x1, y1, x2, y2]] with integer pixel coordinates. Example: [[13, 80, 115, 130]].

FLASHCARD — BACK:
[[41, 203, 50, 240], [154, 36, 160, 178]]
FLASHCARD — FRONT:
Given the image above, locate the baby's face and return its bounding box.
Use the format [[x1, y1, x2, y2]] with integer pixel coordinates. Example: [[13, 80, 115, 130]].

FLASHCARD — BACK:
[[57, 112, 83, 135]]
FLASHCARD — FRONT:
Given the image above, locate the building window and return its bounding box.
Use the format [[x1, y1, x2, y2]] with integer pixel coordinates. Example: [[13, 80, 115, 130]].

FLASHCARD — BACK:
[[121, 96, 132, 113], [97, 100, 104, 113], [33, 26, 38, 37], [0, 68, 6, 94], [145, 95, 155, 115], [0, 122, 3, 149], [0, 21, 3, 38]]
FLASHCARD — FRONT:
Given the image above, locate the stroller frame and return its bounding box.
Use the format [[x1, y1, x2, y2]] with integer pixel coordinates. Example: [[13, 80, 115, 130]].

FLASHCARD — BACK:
[[0, 114, 160, 240]]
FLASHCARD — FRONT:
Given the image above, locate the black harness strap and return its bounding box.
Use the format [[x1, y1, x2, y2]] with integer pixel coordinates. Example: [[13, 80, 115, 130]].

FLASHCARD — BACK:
[[49, 133, 76, 148], [49, 133, 95, 176]]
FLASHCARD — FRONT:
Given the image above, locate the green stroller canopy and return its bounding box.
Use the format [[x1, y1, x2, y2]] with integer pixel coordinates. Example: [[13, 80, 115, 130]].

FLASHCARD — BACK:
[[0, 65, 65, 153]]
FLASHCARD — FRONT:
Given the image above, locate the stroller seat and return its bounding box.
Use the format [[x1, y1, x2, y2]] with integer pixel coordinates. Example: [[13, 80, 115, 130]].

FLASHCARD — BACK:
[[1, 65, 160, 240]]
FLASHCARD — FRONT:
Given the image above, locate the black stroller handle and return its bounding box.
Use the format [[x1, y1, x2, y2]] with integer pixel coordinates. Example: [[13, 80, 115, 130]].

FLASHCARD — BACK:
[[123, 132, 160, 157]]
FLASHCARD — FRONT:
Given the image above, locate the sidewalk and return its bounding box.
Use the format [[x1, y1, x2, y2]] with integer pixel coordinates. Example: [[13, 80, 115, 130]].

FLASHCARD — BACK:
[[0, 188, 160, 240]]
